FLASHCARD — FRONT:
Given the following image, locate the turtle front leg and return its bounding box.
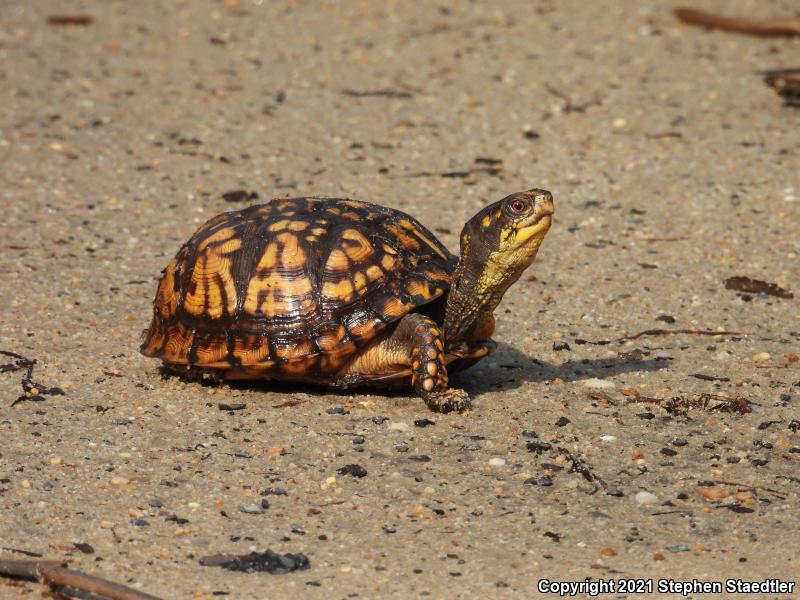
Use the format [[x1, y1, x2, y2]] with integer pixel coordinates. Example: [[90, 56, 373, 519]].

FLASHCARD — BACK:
[[401, 314, 471, 413]]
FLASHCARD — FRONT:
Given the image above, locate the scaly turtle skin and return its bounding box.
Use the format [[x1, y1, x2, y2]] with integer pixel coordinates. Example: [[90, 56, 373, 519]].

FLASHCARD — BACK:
[[141, 190, 554, 412]]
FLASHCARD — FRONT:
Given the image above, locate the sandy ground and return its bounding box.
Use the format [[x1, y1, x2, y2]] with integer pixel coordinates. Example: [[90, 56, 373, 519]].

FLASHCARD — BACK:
[[1, 1, 799, 598]]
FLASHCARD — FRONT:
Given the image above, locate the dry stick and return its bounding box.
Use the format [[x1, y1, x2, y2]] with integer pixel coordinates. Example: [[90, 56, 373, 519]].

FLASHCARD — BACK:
[[582, 329, 743, 345], [674, 8, 800, 36], [711, 480, 787, 500], [617, 328, 742, 342], [0, 559, 162, 600]]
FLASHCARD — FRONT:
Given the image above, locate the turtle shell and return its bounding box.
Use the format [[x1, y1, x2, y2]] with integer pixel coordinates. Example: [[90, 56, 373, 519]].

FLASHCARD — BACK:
[[140, 197, 456, 380]]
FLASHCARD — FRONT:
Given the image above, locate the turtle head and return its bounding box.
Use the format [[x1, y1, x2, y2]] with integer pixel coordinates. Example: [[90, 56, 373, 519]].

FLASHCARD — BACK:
[[443, 189, 553, 346]]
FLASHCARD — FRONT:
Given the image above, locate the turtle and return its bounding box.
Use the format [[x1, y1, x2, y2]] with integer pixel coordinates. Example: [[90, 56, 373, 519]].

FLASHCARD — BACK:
[[140, 189, 554, 412]]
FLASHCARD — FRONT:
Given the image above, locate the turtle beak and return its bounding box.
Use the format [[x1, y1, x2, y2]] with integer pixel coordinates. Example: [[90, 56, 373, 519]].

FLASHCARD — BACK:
[[514, 190, 554, 245]]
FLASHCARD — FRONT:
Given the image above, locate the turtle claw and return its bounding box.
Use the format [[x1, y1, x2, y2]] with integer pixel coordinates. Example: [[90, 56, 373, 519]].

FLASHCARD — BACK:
[[425, 388, 471, 413]]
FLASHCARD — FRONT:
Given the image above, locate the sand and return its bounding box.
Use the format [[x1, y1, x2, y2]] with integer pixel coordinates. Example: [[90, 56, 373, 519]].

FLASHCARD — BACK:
[[1, 1, 798, 598]]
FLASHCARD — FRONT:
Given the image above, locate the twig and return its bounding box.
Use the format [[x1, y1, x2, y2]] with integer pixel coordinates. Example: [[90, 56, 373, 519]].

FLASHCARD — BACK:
[[556, 447, 607, 494], [0, 558, 162, 600], [545, 84, 602, 113], [674, 8, 800, 36], [576, 329, 743, 345], [711, 480, 787, 500], [762, 69, 800, 106], [1, 548, 42, 558], [620, 328, 743, 342], [625, 393, 753, 415], [342, 89, 413, 99], [1, 350, 66, 406]]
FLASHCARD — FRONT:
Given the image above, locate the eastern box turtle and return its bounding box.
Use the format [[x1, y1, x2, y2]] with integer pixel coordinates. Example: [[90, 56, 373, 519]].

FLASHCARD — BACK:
[[141, 190, 554, 412]]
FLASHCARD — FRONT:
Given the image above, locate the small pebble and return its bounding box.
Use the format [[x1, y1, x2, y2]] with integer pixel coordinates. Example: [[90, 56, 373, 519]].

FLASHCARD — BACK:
[[394, 442, 409, 453], [240, 503, 264, 515], [110, 476, 129, 486], [524, 476, 553, 487], [635, 491, 660, 505], [389, 422, 410, 433], [149, 499, 164, 508], [372, 416, 389, 424], [583, 378, 615, 390], [612, 117, 627, 130], [555, 417, 570, 427], [131, 518, 149, 527], [752, 352, 771, 363], [488, 457, 506, 467], [697, 487, 731, 501], [552, 341, 571, 352], [660, 448, 677, 457], [671, 438, 688, 447], [325, 406, 348, 415], [414, 418, 436, 428], [218, 402, 246, 411], [666, 545, 689, 553], [50, 457, 63, 466], [383, 525, 397, 534], [600, 547, 617, 557], [599, 435, 616, 441]]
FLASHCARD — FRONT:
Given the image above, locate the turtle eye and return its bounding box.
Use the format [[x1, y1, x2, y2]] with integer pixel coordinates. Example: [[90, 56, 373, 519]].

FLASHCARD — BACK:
[[505, 197, 530, 217]]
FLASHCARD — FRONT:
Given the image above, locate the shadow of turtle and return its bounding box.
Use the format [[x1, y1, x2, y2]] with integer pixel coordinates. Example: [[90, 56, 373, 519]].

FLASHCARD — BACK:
[[449, 343, 668, 399]]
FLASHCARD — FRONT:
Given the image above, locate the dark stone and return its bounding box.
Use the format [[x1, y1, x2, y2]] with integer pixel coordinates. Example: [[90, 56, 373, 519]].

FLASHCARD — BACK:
[[200, 550, 310, 574], [408, 455, 431, 462], [552, 341, 571, 352], [337, 464, 368, 477], [524, 476, 553, 487], [221, 190, 259, 203], [526, 441, 552, 454]]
